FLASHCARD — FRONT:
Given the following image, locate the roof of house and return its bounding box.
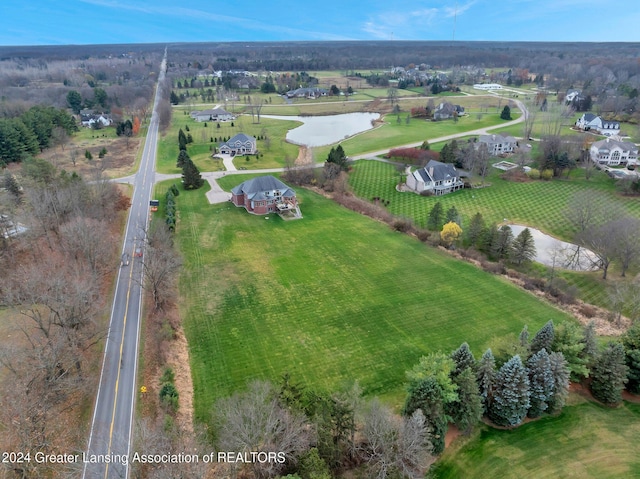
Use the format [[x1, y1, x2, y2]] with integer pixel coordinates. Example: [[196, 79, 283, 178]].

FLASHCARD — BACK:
[[220, 133, 256, 146], [580, 113, 598, 123], [416, 160, 460, 183], [231, 175, 295, 200], [194, 108, 232, 117], [478, 133, 517, 144], [592, 138, 638, 152]]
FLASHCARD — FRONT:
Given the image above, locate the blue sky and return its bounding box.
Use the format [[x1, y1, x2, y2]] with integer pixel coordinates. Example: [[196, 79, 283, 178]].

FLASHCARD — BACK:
[[1, 0, 639, 46]]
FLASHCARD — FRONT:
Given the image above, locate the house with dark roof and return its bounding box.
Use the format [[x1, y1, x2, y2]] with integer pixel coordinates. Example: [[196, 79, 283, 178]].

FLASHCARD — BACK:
[[478, 134, 518, 155], [589, 138, 638, 167], [218, 133, 257, 156], [231, 176, 301, 217], [285, 87, 328, 99], [576, 113, 620, 137], [406, 160, 464, 196], [433, 102, 465, 121]]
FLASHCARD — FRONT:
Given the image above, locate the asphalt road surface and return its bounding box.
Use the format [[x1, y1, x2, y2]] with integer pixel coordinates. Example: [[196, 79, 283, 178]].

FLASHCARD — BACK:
[[83, 52, 166, 479]]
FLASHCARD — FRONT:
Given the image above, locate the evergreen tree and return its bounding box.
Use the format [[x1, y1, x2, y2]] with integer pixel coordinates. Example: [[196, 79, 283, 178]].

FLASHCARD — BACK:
[[590, 342, 629, 405], [500, 105, 512, 120], [404, 353, 457, 454], [176, 149, 190, 169], [476, 348, 496, 414], [326, 145, 348, 171], [178, 128, 188, 151], [445, 205, 460, 225], [478, 223, 498, 254], [450, 342, 476, 377], [488, 355, 530, 427], [466, 212, 485, 247], [447, 367, 482, 434], [621, 322, 640, 394], [491, 225, 514, 259], [427, 202, 444, 231], [66, 90, 83, 114], [510, 227, 537, 265], [170, 90, 180, 105], [531, 320, 555, 355], [182, 158, 204, 190], [526, 349, 554, 418], [548, 351, 570, 413], [551, 322, 588, 382], [403, 377, 448, 454]]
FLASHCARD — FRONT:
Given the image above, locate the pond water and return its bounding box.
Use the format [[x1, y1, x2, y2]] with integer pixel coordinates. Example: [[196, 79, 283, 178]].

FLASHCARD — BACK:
[[508, 225, 598, 271], [262, 112, 380, 147]]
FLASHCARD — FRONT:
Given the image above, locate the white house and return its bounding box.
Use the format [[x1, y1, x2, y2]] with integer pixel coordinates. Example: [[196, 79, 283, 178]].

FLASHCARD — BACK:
[[218, 133, 257, 156], [589, 138, 638, 167], [473, 83, 502, 90], [406, 160, 464, 196], [478, 134, 517, 156], [576, 113, 620, 137], [190, 108, 235, 122]]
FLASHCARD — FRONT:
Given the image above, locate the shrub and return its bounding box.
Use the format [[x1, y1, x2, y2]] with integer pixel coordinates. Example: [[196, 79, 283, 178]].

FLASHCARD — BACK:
[[579, 304, 597, 318], [416, 229, 431, 242], [159, 383, 179, 413], [526, 168, 540, 179], [541, 169, 554, 180], [392, 218, 415, 233]]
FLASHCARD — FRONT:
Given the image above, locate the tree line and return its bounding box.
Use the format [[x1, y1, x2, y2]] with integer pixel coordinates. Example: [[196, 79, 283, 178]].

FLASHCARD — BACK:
[[0, 105, 77, 166]]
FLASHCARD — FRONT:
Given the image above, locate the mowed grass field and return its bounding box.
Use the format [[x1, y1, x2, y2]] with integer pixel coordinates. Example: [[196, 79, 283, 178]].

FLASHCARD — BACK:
[[432, 396, 640, 479], [166, 177, 572, 423], [348, 159, 640, 240], [348, 160, 640, 307]]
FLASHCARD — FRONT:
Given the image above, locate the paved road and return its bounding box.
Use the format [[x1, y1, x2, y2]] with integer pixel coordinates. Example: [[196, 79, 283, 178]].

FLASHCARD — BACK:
[[83, 52, 166, 479]]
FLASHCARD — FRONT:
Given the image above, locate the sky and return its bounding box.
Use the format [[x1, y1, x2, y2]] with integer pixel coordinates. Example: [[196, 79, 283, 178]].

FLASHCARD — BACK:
[[1, 0, 640, 46]]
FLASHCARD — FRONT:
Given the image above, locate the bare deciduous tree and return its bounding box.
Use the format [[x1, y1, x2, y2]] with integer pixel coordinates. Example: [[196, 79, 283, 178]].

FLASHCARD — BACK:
[[213, 380, 311, 479], [360, 399, 433, 479], [142, 224, 182, 310]]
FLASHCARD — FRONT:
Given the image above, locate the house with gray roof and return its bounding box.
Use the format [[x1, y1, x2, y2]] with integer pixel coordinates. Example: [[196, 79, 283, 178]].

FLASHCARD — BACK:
[[433, 102, 465, 121], [589, 137, 638, 167], [231, 175, 301, 217], [190, 108, 235, 122], [576, 113, 620, 137], [218, 133, 257, 156], [478, 134, 518, 156], [285, 87, 328, 99], [406, 160, 464, 196]]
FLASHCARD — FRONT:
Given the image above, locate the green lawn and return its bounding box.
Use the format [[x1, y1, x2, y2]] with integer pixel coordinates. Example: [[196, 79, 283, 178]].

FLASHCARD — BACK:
[[166, 177, 573, 423], [432, 397, 640, 479], [157, 109, 301, 173], [312, 111, 517, 161]]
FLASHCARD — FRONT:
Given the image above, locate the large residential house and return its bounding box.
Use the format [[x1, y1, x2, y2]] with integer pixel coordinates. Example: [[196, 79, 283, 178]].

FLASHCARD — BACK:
[[218, 133, 257, 156], [230, 176, 300, 217], [575, 113, 620, 137], [190, 108, 235, 122], [478, 134, 518, 155], [589, 138, 638, 167], [433, 102, 465, 121], [285, 87, 328, 99], [80, 109, 112, 128], [406, 160, 464, 196]]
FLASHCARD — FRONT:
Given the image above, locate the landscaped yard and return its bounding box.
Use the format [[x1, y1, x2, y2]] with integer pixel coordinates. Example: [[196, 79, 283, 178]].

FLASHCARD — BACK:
[[157, 109, 301, 173], [432, 395, 640, 478], [164, 177, 573, 424]]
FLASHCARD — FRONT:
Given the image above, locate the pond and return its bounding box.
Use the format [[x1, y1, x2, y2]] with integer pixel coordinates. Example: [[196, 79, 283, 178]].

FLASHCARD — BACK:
[[262, 112, 380, 147], [508, 225, 598, 271]]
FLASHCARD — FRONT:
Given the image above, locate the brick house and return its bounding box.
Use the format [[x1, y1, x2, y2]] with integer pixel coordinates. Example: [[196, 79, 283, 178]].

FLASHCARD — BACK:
[[231, 176, 301, 217]]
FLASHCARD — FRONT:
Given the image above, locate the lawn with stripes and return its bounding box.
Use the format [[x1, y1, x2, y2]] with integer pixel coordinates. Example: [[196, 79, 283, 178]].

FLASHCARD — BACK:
[[164, 178, 572, 424], [432, 396, 640, 479], [348, 160, 640, 307]]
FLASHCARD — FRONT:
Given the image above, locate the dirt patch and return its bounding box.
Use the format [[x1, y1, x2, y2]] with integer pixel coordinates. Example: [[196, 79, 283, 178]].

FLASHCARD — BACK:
[[38, 133, 141, 179], [445, 423, 462, 448], [166, 324, 195, 434], [295, 145, 314, 166]]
